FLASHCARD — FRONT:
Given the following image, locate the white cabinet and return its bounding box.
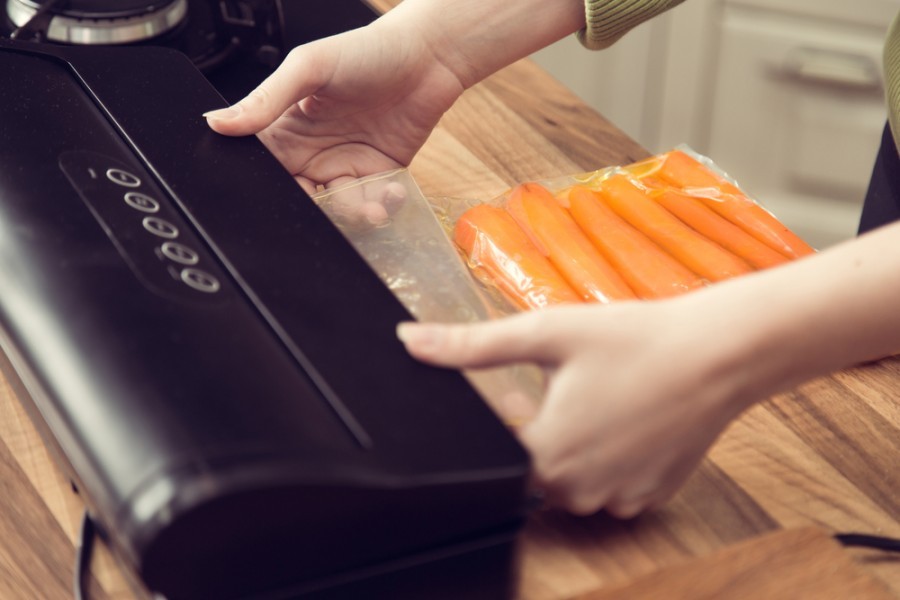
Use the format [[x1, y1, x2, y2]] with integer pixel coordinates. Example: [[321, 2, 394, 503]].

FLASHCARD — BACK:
[[532, 0, 900, 249], [701, 3, 891, 248]]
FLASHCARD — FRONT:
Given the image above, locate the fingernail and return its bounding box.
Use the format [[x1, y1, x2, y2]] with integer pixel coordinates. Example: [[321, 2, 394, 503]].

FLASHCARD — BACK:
[[202, 105, 242, 120], [395, 322, 417, 344], [396, 322, 442, 353]]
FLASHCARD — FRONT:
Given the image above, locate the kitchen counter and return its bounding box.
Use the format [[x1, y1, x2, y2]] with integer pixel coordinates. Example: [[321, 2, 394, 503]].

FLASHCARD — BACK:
[[3, 3, 900, 599]]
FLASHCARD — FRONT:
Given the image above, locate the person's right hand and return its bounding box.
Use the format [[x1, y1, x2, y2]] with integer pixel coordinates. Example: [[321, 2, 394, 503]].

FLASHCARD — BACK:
[[397, 298, 757, 518], [204, 15, 466, 201]]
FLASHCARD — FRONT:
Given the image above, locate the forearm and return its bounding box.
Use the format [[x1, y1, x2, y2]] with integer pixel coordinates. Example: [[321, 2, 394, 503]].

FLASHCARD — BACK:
[[377, 0, 586, 88], [694, 221, 900, 411]]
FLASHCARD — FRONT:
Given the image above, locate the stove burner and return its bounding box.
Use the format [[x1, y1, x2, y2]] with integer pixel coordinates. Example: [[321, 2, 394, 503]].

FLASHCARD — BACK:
[[7, 0, 187, 44], [2, 0, 380, 103]]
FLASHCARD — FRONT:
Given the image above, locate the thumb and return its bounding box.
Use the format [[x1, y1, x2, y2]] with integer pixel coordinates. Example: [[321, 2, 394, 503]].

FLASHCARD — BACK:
[[396, 314, 564, 370], [204, 43, 329, 136]]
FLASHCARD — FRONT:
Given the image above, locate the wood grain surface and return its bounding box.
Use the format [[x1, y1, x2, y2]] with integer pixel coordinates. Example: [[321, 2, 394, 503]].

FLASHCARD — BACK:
[[2, 1, 900, 599], [575, 527, 896, 600]]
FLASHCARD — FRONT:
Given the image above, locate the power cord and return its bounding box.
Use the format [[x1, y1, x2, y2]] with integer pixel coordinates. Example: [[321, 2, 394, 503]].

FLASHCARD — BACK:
[[835, 532, 900, 553], [74, 510, 96, 600]]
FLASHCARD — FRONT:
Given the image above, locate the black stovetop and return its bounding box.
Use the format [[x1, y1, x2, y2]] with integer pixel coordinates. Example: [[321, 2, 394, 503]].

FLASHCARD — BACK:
[[0, 0, 379, 102]]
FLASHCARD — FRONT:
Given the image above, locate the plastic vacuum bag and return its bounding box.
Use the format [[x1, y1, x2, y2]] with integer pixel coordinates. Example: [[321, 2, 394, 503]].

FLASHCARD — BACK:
[[311, 148, 815, 424], [313, 169, 542, 424], [448, 146, 816, 309]]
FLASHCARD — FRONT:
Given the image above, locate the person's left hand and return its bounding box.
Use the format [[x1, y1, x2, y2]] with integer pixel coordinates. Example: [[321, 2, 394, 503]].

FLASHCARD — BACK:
[[397, 298, 757, 517]]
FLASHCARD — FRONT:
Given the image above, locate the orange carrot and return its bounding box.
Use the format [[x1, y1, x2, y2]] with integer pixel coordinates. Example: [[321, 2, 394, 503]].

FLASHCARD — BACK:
[[654, 150, 815, 259], [598, 174, 754, 282], [454, 204, 582, 310], [565, 185, 705, 298], [506, 183, 637, 303], [647, 185, 791, 270]]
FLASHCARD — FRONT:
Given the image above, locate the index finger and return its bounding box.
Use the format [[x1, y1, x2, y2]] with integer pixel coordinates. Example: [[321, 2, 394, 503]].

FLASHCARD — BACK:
[[396, 309, 583, 370], [205, 41, 332, 136]]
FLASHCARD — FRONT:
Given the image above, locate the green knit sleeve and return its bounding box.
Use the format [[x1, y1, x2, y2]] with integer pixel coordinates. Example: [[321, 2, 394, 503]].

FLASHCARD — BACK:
[[579, 0, 689, 50], [884, 12, 900, 155]]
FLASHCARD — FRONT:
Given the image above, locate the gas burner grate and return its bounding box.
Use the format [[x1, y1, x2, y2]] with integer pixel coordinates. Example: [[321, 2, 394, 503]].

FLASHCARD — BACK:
[[7, 0, 188, 44]]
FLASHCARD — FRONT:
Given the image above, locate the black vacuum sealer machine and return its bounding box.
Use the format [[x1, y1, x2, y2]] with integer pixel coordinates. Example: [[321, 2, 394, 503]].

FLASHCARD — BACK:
[[0, 39, 530, 599]]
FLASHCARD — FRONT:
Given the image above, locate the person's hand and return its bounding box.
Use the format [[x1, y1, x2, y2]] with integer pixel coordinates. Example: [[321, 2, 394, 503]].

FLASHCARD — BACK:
[[204, 17, 465, 202], [203, 0, 586, 229], [397, 219, 900, 517], [396, 298, 758, 518], [204, 0, 586, 225]]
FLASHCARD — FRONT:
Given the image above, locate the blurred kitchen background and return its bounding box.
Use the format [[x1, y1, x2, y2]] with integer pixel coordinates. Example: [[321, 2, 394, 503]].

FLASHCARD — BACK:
[[531, 0, 900, 250]]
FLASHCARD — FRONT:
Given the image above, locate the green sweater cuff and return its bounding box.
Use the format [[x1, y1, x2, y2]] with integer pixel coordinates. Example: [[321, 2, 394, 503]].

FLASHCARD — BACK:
[[885, 12, 900, 156], [579, 0, 688, 49]]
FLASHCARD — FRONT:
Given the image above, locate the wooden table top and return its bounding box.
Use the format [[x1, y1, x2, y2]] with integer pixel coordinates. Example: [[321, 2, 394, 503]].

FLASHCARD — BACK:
[[3, 2, 900, 599]]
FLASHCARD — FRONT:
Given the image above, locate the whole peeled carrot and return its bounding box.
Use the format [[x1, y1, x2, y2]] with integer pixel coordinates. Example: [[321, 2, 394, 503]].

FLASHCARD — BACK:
[[654, 150, 815, 259], [454, 204, 582, 310], [506, 183, 637, 303], [649, 185, 791, 271], [598, 174, 754, 282], [565, 185, 705, 299]]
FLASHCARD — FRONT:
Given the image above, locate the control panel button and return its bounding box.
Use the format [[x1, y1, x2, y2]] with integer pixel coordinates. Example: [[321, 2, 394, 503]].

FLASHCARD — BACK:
[[60, 151, 231, 304], [142, 216, 179, 239], [124, 192, 160, 213], [160, 241, 199, 265], [181, 268, 220, 293], [106, 168, 141, 188]]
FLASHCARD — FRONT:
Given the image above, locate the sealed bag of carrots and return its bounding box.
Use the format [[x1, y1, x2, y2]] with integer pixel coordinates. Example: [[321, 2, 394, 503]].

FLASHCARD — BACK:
[[311, 151, 808, 414], [454, 148, 816, 311]]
